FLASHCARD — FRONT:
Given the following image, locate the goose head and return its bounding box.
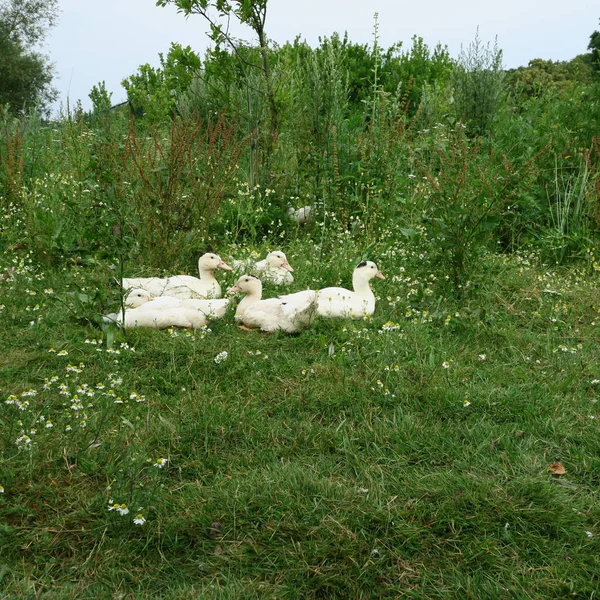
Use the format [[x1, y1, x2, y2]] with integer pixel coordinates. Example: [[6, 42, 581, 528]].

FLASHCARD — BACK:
[[354, 261, 385, 283], [227, 275, 263, 297], [265, 251, 294, 272], [125, 288, 153, 308], [198, 253, 233, 273]]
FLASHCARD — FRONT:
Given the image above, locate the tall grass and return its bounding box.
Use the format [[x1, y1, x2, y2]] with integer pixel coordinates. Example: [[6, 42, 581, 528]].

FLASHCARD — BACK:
[[544, 150, 596, 263]]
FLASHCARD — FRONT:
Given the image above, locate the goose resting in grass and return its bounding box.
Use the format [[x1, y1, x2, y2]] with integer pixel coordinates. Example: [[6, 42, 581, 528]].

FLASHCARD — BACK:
[[104, 294, 209, 330], [121, 253, 232, 299], [288, 205, 313, 225], [316, 261, 385, 319], [227, 275, 316, 333], [125, 288, 231, 319], [231, 250, 294, 285]]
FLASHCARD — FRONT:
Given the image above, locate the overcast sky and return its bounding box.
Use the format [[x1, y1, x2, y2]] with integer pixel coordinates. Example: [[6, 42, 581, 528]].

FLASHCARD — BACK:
[[46, 0, 598, 115]]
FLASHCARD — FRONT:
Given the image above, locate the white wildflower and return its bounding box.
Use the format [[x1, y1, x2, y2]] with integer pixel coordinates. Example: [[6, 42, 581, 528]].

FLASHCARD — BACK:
[[214, 351, 228, 364], [133, 513, 146, 526], [108, 502, 129, 516]]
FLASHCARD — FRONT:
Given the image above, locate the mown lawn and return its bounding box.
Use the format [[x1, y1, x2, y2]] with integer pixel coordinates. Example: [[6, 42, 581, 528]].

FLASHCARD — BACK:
[[1, 245, 599, 599]]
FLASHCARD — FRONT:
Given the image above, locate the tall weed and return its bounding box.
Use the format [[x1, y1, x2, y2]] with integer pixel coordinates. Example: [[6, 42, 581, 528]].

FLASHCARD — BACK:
[[417, 124, 546, 295], [123, 114, 246, 265], [278, 34, 350, 211], [0, 130, 24, 212], [452, 29, 506, 136]]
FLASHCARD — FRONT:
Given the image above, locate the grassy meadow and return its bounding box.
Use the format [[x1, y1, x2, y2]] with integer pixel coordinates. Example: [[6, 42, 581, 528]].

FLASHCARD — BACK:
[[2, 25, 600, 600]]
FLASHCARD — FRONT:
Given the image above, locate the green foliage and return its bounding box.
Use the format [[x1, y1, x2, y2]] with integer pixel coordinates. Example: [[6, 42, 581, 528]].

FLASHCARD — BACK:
[[88, 81, 113, 113], [417, 124, 546, 294], [0, 123, 24, 215], [452, 29, 506, 136], [215, 181, 281, 243], [587, 18, 600, 71], [507, 56, 596, 100], [156, 0, 278, 183], [541, 148, 599, 264], [121, 43, 201, 122], [380, 35, 453, 113], [121, 114, 246, 264], [156, 0, 269, 50], [0, 0, 58, 115], [0, 0, 58, 46], [274, 33, 351, 207], [296, 29, 452, 115], [491, 76, 600, 253], [0, 36, 55, 115]]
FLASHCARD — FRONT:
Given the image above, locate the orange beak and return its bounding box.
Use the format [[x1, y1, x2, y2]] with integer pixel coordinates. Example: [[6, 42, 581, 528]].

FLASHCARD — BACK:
[[375, 271, 385, 280]]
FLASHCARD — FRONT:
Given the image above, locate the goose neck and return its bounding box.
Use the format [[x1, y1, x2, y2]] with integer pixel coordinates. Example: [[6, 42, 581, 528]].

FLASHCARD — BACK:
[[352, 273, 374, 297], [237, 288, 262, 313], [198, 265, 217, 282]]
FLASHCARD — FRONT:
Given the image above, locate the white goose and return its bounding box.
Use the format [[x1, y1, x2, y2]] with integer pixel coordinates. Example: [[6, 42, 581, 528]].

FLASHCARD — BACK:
[[227, 275, 316, 333], [232, 250, 294, 285], [288, 205, 313, 225], [104, 292, 209, 330], [121, 253, 233, 299], [316, 261, 385, 319], [125, 288, 230, 319]]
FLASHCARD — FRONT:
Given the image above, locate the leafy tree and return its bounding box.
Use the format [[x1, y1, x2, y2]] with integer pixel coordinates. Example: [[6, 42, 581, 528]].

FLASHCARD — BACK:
[[0, 0, 58, 115], [507, 57, 595, 100], [155, 0, 279, 178], [588, 19, 600, 71], [380, 35, 452, 112], [89, 81, 113, 113], [121, 43, 201, 121]]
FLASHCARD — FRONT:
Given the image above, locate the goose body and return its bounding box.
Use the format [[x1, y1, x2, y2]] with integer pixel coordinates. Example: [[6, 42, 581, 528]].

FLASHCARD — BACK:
[[231, 251, 294, 285], [121, 253, 232, 299], [104, 299, 208, 330], [227, 275, 316, 333], [316, 261, 385, 319], [125, 288, 230, 319]]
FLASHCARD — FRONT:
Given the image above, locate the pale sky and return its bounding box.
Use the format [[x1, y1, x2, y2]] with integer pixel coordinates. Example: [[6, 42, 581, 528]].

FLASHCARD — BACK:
[[46, 0, 598, 115]]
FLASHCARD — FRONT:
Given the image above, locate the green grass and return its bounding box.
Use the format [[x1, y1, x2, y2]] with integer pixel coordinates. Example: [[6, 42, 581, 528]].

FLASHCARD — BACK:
[[1, 240, 600, 599]]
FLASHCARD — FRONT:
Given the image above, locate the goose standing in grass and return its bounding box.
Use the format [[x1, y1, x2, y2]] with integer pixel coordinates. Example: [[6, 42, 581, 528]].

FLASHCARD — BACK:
[[316, 261, 385, 319], [231, 250, 294, 285], [124, 288, 230, 319], [121, 253, 233, 299], [227, 275, 316, 333], [287, 205, 313, 225]]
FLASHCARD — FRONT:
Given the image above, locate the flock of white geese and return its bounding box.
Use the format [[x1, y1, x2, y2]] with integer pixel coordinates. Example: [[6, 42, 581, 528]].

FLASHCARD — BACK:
[[105, 251, 385, 333]]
